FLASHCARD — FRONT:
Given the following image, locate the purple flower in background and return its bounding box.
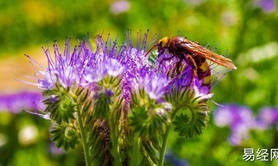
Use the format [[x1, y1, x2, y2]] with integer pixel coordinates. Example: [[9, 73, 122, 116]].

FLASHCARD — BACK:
[[214, 105, 256, 145], [214, 105, 254, 127], [257, 107, 278, 128], [257, 0, 276, 13], [165, 152, 189, 166], [215, 105, 278, 145], [49, 143, 65, 155], [228, 121, 252, 145], [0, 92, 45, 113], [110, 0, 131, 14], [185, 0, 204, 6]]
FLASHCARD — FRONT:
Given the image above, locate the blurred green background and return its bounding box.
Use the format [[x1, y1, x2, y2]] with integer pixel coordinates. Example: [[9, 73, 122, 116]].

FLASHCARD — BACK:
[[0, 0, 278, 165]]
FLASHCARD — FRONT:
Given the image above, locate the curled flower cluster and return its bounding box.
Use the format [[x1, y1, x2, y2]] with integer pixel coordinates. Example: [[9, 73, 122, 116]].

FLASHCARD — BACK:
[[214, 105, 278, 145]]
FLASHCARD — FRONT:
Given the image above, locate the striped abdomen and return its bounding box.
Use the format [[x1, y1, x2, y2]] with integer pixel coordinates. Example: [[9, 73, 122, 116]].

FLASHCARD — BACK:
[[193, 56, 212, 87]]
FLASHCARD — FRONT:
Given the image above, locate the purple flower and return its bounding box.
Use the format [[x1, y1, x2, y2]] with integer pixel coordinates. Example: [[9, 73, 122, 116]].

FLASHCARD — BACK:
[[257, 107, 278, 128], [171, 65, 194, 88], [133, 71, 170, 100], [84, 62, 107, 83], [49, 143, 65, 155], [0, 91, 45, 114], [214, 105, 256, 145], [104, 89, 114, 97], [25, 38, 125, 90], [165, 152, 189, 166], [257, 0, 276, 13], [24, 32, 217, 109], [193, 78, 213, 100], [228, 121, 252, 145], [110, 0, 131, 14], [22, 33, 152, 107], [84, 58, 124, 83], [107, 59, 124, 76]]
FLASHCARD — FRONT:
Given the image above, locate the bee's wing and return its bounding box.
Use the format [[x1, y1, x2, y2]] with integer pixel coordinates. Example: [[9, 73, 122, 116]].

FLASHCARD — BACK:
[[210, 62, 232, 88], [181, 39, 237, 70]]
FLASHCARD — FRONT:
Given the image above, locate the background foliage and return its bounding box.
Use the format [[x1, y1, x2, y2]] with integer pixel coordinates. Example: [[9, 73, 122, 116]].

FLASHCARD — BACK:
[[0, 0, 277, 165]]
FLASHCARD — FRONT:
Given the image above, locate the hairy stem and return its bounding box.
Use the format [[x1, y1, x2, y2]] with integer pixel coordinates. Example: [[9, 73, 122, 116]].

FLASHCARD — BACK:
[[158, 124, 171, 166], [77, 110, 91, 166], [109, 117, 121, 165], [158, 107, 181, 166]]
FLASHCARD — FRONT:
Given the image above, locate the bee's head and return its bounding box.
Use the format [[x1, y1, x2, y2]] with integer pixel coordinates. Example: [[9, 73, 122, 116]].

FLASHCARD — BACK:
[[158, 37, 170, 48], [158, 37, 170, 54], [144, 37, 170, 57]]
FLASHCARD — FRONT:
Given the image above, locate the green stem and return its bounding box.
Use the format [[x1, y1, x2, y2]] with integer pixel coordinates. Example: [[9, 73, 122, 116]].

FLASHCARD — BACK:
[[77, 110, 91, 166], [158, 105, 190, 166], [158, 107, 181, 166], [109, 117, 121, 165], [158, 124, 171, 166]]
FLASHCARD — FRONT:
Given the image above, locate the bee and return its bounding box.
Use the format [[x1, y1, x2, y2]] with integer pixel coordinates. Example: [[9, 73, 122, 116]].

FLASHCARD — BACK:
[[145, 36, 237, 86]]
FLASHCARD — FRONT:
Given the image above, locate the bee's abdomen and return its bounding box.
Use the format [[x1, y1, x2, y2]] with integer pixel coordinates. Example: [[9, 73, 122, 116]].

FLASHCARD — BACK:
[[194, 56, 212, 86]]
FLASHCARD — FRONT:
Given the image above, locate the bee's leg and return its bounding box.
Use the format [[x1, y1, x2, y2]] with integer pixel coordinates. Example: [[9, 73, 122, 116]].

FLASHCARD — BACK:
[[175, 59, 182, 74], [185, 54, 198, 77]]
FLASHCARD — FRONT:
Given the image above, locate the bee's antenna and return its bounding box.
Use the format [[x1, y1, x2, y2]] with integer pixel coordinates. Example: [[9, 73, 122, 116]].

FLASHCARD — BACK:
[[144, 44, 158, 57]]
